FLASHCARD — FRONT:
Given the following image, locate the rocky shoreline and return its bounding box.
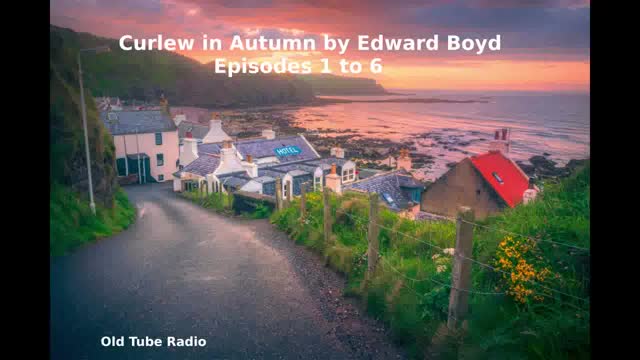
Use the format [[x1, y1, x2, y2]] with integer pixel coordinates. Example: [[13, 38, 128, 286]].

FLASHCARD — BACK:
[[172, 106, 588, 183]]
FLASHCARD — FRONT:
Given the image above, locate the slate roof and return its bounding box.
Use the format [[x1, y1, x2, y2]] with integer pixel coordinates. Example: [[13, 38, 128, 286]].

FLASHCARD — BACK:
[[100, 110, 177, 135], [176, 155, 220, 177], [178, 122, 209, 140], [235, 135, 320, 163], [198, 143, 223, 155], [304, 157, 350, 167], [252, 176, 276, 184], [357, 168, 382, 180], [344, 170, 425, 211], [220, 176, 250, 189]]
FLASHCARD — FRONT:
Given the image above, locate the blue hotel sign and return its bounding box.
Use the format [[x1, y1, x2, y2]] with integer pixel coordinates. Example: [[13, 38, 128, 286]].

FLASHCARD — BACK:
[[274, 145, 302, 157]]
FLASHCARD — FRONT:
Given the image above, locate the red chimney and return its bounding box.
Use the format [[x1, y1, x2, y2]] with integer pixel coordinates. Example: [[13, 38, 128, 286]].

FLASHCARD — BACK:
[[502, 128, 508, 140], [186, 131, 192, 138]]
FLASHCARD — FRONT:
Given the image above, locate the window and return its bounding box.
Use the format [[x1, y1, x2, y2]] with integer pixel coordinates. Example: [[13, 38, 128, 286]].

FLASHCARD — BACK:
[[342, 168, 355, 182], [314, 176, 322, 191], [283, 182, 289, 199], [492, 171, 504, 184], [107, 112, 118, 121], [158, 174, 164, 181], [155, 132, 163, 145], [157, 153, 164, 166]]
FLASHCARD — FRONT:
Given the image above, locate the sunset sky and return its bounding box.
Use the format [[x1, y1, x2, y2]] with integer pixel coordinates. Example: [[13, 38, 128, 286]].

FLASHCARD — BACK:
[[50, 0, 590, 92]]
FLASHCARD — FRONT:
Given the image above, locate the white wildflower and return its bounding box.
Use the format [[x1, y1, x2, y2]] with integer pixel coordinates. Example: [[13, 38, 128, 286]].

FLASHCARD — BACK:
[[437, 265, 447, 273], [431, 254, 441, 260], [443, 248, 455, 256]]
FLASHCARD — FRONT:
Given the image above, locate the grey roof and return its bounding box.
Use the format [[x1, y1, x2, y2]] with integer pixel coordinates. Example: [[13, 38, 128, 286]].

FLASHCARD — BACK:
[[304, 157, 350, 167], [198, 143, 223, 155], [344, 170, 425, 211], [252, 176, 276, 184], [235, 135, 319, 163], [178, 122, 209, 139], [100, 110, 177, 135], [177, 155, 220, 177], [191, 135, 320, 164], [257, 169, 287, 179], [220, 176, 250, 189], [288, 169, 310, 177], [263, 163, 318, 173], [357, 168, 382, 180]]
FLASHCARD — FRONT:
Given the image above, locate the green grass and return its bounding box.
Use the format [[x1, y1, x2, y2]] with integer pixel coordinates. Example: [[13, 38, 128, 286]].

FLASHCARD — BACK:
[[270, 162, 590, 359], [50, 183, 136, 256]]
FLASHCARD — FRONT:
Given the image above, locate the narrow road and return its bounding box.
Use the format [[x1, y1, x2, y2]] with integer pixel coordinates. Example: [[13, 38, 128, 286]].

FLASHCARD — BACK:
[[50, 183, 405, 359]]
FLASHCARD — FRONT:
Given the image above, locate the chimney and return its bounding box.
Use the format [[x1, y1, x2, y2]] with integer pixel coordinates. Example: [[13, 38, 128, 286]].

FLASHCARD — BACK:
[[217, 140, 246, 174], [185, 131, 192, 138], [396, 149, 412, 171], [325, 163, 342, 194], [242, 154, 258, 178], [180, 137, 199, 167], [330, 144, 345, 159], [202, 114, 232, 144], [262, 128, 276, 140], [489, 128, 511, 156]]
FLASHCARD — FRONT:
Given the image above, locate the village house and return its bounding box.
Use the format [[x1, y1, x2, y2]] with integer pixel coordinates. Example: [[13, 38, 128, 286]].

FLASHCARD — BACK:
[[173, 113, 210, 145], [421, 128, 539, 219], [172, 116, 360, 198], [342, 149, 426, 219], [95, 97, 123, 111], [100, 109, 179, 184]]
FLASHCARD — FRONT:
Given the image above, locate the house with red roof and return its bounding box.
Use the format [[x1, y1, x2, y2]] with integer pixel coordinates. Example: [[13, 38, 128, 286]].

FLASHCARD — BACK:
[[421, 129, 538, 219]]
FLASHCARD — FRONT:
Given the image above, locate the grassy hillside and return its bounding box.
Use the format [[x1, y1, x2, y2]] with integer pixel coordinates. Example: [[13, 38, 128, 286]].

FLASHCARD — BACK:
[[270, 162, 589, 359], [50, 25, 315, 108], [50, 184, 135, 256], [51, 32, 136, 256]]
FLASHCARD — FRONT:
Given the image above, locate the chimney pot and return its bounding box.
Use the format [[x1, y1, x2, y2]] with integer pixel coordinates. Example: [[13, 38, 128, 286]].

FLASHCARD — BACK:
[[247, 154, 252, 163], [502, 128, 508, 140], [330, 163, 337, 175]]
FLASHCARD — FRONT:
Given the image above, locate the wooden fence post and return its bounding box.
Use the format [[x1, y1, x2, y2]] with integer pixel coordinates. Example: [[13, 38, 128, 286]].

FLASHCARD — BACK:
[[300, 181, 307, 222], [366, 192, 380, 285], [275, 177, 283, 211], [218, 183, 223, 206], [285, 179, 292, 208], [323, 186, 332, 246], [447, 206, 475, 332]]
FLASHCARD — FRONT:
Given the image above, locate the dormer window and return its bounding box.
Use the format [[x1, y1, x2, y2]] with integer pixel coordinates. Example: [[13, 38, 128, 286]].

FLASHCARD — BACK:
[[492, 171, 504, 184]]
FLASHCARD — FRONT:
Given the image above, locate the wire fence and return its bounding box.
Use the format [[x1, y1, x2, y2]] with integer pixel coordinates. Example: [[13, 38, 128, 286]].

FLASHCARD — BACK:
[[287, 188, 590, 317]]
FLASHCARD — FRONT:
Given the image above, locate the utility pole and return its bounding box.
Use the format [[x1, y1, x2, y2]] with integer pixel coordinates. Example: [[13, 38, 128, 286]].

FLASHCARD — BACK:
[[77, 45, 110, 214]]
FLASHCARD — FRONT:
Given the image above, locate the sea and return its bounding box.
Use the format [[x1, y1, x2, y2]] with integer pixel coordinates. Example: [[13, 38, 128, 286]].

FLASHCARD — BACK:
[[285, 90, 590, 181]]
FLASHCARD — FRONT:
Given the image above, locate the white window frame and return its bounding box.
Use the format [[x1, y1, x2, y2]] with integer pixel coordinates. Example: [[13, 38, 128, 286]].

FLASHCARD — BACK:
[[314, 176, 322, 191]]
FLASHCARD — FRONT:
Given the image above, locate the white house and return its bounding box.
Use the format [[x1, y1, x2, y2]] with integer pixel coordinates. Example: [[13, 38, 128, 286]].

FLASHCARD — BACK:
[[100, 110, 179, 183]]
